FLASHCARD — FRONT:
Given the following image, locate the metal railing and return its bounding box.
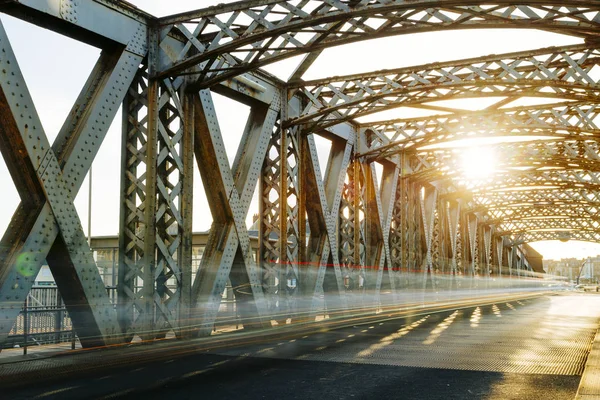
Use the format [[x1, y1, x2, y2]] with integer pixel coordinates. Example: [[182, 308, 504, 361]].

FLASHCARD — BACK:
[[5, 286, 75, 353]]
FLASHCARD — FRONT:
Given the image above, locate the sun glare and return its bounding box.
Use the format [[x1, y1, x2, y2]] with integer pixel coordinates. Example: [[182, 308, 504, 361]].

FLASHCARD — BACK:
[[460, 146, 496, 180]]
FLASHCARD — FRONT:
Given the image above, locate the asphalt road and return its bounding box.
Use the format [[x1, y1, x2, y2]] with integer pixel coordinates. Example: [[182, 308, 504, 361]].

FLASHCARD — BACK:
[[3, 293, 600, 400]]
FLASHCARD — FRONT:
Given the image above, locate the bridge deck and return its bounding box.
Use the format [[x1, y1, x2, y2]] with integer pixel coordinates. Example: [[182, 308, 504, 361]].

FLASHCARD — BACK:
[[1, 293, 599, 399]]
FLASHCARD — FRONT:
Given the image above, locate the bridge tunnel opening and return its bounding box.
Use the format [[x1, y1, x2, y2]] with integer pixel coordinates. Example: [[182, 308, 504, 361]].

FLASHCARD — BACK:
[[4, 0, 600, 351]]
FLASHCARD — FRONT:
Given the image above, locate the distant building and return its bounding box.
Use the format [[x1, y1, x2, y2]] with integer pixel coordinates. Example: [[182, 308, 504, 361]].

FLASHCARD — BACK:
[[543, 256, 600, 283], [33, 232, 261, 288]]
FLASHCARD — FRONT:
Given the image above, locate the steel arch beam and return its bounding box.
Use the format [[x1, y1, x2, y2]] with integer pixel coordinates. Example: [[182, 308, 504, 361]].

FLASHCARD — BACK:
[[358, 101, 600, 159], [514, 231, 600, 242], [155, 2, 600, 86], [288, 44, 600, 131], [405, 139, 600, 180]]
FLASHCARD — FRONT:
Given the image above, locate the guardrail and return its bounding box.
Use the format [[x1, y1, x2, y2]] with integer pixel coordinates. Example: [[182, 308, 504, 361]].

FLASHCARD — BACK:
[[5, 286, 83, 353], [4, 284, 240, 353]]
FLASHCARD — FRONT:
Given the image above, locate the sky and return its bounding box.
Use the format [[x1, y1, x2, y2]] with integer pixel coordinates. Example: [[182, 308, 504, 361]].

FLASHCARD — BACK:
[[0, 0, 599, 261]]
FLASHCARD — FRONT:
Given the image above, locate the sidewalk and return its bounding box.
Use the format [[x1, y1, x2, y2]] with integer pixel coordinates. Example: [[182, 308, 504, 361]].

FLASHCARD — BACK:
[[0, 341, 81, 365], [0, 322, 243, 366], [576, 325, 600, 399]]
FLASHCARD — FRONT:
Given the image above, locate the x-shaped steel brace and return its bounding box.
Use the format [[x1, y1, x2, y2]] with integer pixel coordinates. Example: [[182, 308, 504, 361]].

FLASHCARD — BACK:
[[191, 89, 280, 335], [467, 214, 479, 278], [447, 201, 461, 281], [421, 187, 437, 289], [0, 22, 143, 347], [301, 133, 353, 317], [364, 159, 399, 304]]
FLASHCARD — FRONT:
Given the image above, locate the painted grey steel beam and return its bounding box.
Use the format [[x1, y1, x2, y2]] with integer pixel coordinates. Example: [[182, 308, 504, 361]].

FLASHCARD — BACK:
[[0, 21, 143, 347], [289, 44, 600, 130], [191, 89, 279, 335], [155, 2, 600, 86], [358, 101, 600, 159], [2, 0, 148, 55]]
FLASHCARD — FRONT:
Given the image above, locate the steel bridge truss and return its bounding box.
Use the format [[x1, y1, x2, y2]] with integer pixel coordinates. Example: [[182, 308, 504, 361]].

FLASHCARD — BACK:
[[0, 0, 599, 346]]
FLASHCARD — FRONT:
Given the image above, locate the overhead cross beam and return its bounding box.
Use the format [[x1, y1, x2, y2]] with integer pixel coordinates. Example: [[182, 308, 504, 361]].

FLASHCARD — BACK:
[[358, 101, 600, 160], [155, 2, 600, 87], [404, 139, 600, 180], [287, 44, 600, 131], [513, 230, 600, 243]]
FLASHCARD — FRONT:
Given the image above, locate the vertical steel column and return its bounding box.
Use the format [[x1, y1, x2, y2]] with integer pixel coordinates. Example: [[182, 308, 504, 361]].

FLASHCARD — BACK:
[[260, 98, 300, 321], [495, 237, 504, 278], [447, 201, 461, 284], [339, 160, 356, 291], [399, 176, 411, 287], [337, 153, 368, 305], [483, 226, 493, 278], [282, 124, 301, 322], [420, 187, 437, 289], [262, 89, 301, 323], [405, 181, 422, 286], [435, 197, 448, 284], [117, 63, 154, 340], [119, 27, 192, 340], [467, 214, 478, 279], [355, 158, 367, 289], [389, 171, 404, 288], [260, 109, 284, 317], [432, 204, 440, 285], [179, 90, 194, 338], [153, 75, 192, 338]]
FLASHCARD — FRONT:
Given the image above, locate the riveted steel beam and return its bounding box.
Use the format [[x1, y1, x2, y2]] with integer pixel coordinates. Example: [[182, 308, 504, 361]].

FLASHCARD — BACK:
[[359, 101, 600, 160], [0, 20, 144, 348], [192, 89, 279, 335], [421, 186, 437, 287], [155, 2, 600, 87], [289, 45, 600, 131], [1, 0, 149, 54], [298, 132, 351, 317], [447, 201, 461, 279]]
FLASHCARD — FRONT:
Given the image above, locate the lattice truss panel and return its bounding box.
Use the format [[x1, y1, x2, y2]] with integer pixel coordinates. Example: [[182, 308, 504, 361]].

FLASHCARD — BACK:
[[260, 112, 301, 320], [119, 67, 193, 340], [361, 101, 600, 159]]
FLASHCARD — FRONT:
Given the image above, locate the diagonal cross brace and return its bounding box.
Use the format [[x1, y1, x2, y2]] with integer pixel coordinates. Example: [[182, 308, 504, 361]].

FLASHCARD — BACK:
[[467, 214, 479, 277], [0, 22, 143, 347], [496, 237, 504, 277], [483, 226, 493, 276], [372, 162, 399, 301], [191, 89, 279, 334], [302, 134, 351, 316], [447, 201, 461, 276], [421, 187, 437, 280]]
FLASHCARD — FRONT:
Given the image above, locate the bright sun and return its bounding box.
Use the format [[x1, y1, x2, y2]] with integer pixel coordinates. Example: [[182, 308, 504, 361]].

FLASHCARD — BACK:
[[460, 146, 496, 180]]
